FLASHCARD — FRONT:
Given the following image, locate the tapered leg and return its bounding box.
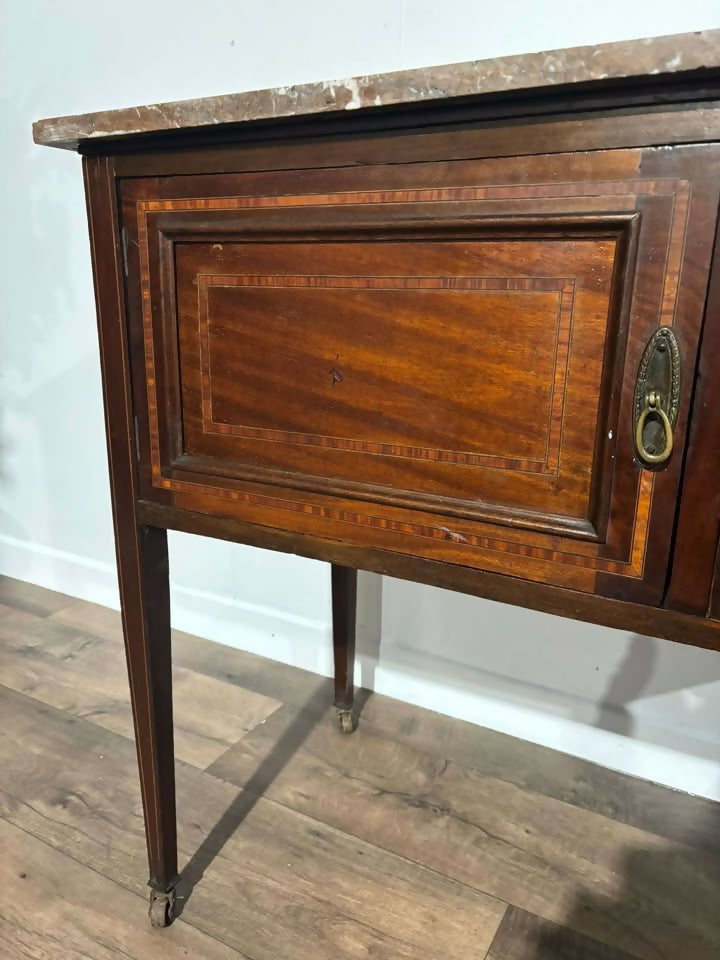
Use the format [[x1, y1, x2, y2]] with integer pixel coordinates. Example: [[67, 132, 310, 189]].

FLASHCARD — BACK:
[[332, 564, 358, 733], [117, 524, 179, 924], [84, 156, 179, 926]]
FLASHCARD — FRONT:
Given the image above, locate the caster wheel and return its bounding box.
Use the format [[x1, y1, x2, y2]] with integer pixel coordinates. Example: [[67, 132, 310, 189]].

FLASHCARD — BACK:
[[149, 888, 176, 928], [337, 709, 357, 734]]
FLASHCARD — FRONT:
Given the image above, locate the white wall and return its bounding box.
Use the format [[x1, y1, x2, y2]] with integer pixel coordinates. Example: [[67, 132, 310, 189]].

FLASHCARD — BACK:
[[2, 0, 720, 799]]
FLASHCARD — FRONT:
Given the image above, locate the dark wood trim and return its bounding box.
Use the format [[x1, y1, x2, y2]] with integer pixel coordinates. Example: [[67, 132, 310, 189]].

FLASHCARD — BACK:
[[666, 208, 720, 613], [158, 231, 185, 467], [331, 565, 357, 711], [157, 211, 637, 241], [152, 206, 632, 544], [83, 156, 179, 896], [588, 206, 642, 546], [137, 499, 720, 652], [108, 104, 720, 181], [167, 454, 600, 544]]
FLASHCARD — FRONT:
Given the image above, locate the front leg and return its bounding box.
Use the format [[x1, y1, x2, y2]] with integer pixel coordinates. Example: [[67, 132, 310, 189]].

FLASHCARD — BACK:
[[331, 564, 358, 733], [117, 524, 180, 925], [84, 156, 179, 926]]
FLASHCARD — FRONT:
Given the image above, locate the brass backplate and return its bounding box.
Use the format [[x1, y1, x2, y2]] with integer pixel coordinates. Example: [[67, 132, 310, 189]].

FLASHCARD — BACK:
[[633, 327, 681, 466]]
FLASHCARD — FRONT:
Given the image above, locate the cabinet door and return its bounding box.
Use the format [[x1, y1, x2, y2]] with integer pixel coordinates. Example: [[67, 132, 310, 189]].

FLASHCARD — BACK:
[[121, 145, 719, 602]]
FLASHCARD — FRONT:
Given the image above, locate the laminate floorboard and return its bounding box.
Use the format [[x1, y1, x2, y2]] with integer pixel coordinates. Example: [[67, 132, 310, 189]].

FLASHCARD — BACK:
[[486, 906, 640, 960], [0, 685, 504, 960], [207, 701, 720, 959], [49, 592, 720, 858], [0, 817, 246, 959], [0, 602, 281, 767], [1, 576, 718, 959]]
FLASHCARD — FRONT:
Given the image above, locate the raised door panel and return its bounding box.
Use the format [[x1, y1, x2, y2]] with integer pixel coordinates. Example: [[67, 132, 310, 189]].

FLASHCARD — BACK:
[[175, 235, 618, 537], [120, 146, 720, 601]]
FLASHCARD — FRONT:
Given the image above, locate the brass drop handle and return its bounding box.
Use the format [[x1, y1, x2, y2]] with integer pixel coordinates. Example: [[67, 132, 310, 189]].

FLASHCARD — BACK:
[[635, 390, 673, 465], [633, 327, 680, 469]]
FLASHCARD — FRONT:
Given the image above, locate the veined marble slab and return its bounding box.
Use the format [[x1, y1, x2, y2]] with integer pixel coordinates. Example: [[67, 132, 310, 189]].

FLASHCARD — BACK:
[[34, 29, 720, 150]]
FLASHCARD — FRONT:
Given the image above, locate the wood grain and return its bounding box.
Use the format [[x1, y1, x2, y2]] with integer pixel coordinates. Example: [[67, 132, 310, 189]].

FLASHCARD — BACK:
[[50, 595, 334, 708], [196, 274, 575, 472], [0, 818, 244, 960], [2, 581, 720, 958], [86, 154, 179, 894], [206, 703, 720, 960], [122, 146, 720, 603], [110, 103, 720, 179], [33, 59, 720, 956], [0, 575, 74, 618], [355, 688, 720, 859], [486, 906, 638, 960], [0, 601, 104, 659], [0, 604, 281, 769], [0, 685, 506, 960], [41, 588, 720, 859], [138, 498, 720, 652], [668, 217, 720, 614]]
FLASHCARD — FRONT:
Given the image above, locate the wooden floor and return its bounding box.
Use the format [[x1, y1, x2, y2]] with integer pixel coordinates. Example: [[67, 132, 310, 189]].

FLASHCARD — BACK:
[[0, 576, 719, 959]]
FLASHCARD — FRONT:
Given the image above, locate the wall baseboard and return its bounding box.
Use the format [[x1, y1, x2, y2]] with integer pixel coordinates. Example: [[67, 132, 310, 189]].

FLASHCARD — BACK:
[[2, 532, 718, 801], [0, 533, 120, 611]]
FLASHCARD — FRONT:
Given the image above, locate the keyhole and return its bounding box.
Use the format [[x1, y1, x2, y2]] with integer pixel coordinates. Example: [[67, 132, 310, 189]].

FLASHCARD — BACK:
[[330, 355, 344, 387]]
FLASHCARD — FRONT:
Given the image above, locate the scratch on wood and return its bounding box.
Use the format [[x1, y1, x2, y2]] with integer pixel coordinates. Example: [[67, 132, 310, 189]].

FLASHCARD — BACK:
[[436, 526, 468, 543]]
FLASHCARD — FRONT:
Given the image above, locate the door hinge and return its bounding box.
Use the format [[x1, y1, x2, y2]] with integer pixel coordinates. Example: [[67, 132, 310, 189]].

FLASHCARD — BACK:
[[121, 226, 129, 277], [133, 415, 141, 462]]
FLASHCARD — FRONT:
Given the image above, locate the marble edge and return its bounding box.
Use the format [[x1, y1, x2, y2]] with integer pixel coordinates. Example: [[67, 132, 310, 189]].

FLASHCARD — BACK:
[[33, 29, 720, 150]]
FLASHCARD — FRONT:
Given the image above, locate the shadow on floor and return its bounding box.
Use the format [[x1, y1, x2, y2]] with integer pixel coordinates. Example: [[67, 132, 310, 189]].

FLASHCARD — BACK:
[[174, 581, 720, 955], [535, 828, 720, 959], [175, 683, 373, 915]]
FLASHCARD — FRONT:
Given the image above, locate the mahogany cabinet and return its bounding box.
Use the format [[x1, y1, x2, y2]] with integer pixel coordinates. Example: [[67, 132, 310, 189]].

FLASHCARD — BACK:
[[34, 29, 720, 926]]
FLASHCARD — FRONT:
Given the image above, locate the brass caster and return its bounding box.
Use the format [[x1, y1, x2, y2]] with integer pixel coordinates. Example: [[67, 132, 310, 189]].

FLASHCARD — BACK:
[[149, 887, 176, 928], [337, 708, 357, 734]]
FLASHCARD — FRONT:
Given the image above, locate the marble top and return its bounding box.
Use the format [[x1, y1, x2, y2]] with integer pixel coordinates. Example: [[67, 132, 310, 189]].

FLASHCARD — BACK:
[[34, 29, 720, 151]]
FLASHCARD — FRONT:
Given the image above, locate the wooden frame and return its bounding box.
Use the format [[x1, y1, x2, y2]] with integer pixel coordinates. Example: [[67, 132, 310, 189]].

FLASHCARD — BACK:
[[80, 75, 720, 926]]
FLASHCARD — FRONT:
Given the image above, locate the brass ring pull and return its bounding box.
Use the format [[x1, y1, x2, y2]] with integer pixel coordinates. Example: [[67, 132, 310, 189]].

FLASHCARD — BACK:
[[635, 389, 673, 465]]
